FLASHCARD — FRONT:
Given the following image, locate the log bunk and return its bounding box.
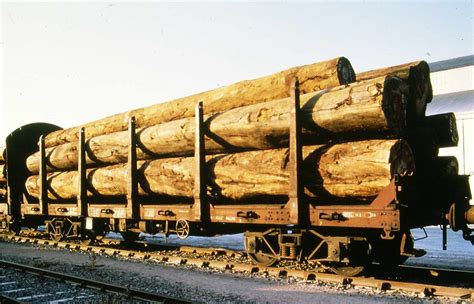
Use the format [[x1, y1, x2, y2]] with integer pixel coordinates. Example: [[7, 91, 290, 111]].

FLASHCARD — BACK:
[[5, 56, 473, 275]]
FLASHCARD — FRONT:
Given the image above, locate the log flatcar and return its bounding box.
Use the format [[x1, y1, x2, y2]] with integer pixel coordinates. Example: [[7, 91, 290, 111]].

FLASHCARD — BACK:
[[0, 57, 473, 276]]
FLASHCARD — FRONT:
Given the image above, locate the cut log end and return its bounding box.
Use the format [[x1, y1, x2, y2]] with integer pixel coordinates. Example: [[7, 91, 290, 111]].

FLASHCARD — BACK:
[[356, 60, 433, 126], [337, 57, 356, 85], [410, 61, 433, 105], [382, 77, 409, 135], [389, 140, 416, 177], [407, 61, 432, 126], [441, 113, 459, 147], [424, 112, 459, 148], [435, 156, 459, 176]]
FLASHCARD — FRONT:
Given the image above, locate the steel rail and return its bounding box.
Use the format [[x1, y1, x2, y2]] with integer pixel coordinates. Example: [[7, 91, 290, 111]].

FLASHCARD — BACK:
[[1, 233, 473, 300], [0, 259, 191, 303], [0, 292, 24, 304]]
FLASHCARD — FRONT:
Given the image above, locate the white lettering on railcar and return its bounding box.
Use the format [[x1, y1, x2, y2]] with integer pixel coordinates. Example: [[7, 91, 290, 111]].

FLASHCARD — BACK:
[[342, 212, 377, 218]]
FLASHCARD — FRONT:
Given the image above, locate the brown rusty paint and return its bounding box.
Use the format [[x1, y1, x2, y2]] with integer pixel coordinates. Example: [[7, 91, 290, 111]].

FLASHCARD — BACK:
[[192, 101, 209, 222], [81, 200, 400, 228], [288, 79, 305, 225], [78, 128, 88, 217], [368, 179, 397, 209], [310, 209, 400, 229]]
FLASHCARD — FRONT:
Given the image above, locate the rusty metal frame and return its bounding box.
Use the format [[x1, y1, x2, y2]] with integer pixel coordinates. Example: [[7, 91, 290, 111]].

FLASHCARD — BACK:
[[192, 101, 210, 222], [77, 128, 88, 217], [288, 79, 306, 226], [81, 175, 400, 229], [127, 117, 140, 220], [38, 135, 48, 216]]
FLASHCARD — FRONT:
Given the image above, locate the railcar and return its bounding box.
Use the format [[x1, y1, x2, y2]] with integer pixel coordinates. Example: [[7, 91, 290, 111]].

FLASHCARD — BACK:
[[1, 57, 473, 276]]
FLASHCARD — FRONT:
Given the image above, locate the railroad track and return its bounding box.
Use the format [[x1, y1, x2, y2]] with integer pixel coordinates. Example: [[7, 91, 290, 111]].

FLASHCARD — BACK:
[[1, 233, 473, 301], [0, 259, 191, 303]]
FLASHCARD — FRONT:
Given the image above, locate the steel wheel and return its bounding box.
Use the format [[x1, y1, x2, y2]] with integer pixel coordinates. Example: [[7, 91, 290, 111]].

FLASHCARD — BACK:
[[244, 231, 280, 267], [80, 230, 106, 245], [121, 231, 140, 244], [371, 231, 414, 270], [331, 265, 365, 277], [248, 253, 279, 267]]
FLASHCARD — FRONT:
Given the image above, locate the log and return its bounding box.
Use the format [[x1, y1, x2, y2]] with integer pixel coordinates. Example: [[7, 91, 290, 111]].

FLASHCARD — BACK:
[[424, 113, 458, 148], [0, 164, 5, 183], [43, 57, 356, 148], [25, 139, 415, 202], [0, 146, 5, 162], [27, 76, 409, 173], [357, 61, 432, 126], [0, 188, 6, 197], [415, 156, 459, 177], [433, 156, 459, 176]]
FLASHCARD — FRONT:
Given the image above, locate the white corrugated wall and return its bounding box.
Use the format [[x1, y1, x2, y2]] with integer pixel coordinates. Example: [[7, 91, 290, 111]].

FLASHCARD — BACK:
[[429, 61, 474, 203]]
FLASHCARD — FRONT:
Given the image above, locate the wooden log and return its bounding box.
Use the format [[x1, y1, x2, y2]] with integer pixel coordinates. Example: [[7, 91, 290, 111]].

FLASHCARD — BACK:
[[0, 164, 5, 183], [424, 113, 458, 148], [43, 57, 355, 148], [433, 156, 459, 176], [0, 188, 6, 197], [357, 61, 432, 126], [415, 156, 459, 177], [0, 146, 5, 162], [26, 76, 409, 173], [25, 139, 415, 202]]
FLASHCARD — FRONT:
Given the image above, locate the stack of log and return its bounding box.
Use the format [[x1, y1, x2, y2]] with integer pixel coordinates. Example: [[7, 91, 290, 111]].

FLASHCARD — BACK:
[[0, 147, 6, 200], [23, 57, 458, 204]]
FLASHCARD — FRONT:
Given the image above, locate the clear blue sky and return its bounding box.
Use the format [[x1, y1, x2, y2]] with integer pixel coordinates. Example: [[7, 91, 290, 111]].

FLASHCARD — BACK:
[[1, 1, 472, 142]]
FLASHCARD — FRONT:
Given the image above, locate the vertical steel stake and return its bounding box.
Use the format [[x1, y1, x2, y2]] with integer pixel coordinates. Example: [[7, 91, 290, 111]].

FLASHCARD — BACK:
[[442, 223, 448, 250], [289, 79, 305, 225], [193, 101, 208, 222], [39, 135, 48, 215], [77, 128, 87, 217], [127, 117, 139, 220]]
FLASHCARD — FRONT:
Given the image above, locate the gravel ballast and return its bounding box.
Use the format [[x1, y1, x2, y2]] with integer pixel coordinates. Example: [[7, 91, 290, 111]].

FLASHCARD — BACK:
[[0, 241, 453, 303]]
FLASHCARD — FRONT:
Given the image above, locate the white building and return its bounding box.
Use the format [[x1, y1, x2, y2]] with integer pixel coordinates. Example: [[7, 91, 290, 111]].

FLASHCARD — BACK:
[[427, 55, 474, 202]]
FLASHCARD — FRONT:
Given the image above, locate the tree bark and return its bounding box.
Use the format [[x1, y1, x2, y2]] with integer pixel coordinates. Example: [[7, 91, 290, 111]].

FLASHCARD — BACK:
[[43, 57, 355, 148], [0, 147, 5, 162], [357, 61, 432, 126], [0, 164, 5, 183], [423, 113, 458, 148], [27, 76, 408, 173], [25, 139, 415, 202]]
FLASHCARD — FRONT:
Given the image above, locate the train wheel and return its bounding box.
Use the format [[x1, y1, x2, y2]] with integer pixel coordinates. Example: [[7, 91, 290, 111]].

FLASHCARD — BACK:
[[244, 231, 280, 267], [80, 231, 96, 245], [371, 230, 414, 270], [248, 253, 279, 267], [324, 240, 370, 277], [332, 265, 365, 277], [121, 231, 140, 244], [80, 229, 105, 245]]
